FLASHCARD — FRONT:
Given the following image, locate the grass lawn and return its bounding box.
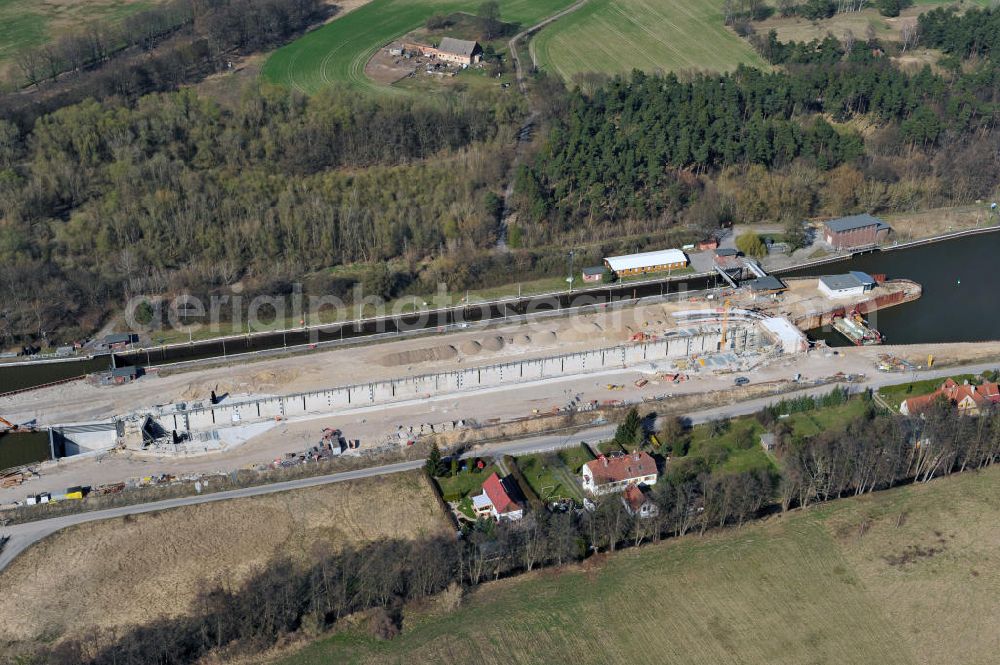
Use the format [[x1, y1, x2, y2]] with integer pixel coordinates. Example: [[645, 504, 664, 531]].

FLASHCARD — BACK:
[[680, 416, 773, 475], [516, 452, 585, 502], [262, 0, 574, 93], [434, 465, 497, 502], [878, 374, 977, 411], [782, 397, 869, 438], [532, 0, 767, 81], [558, 445, 595, 474], [275, 460, 1000, 665]]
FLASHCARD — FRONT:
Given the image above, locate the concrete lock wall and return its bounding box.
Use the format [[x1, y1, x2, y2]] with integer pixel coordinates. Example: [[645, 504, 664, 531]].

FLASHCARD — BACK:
[[174, 330, 741, 434]]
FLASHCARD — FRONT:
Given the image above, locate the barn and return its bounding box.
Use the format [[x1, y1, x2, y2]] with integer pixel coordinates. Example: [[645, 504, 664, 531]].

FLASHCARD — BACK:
[[823, 214, 891, 250], [433, 37, 482, 65], [604, 249, 687, 277]]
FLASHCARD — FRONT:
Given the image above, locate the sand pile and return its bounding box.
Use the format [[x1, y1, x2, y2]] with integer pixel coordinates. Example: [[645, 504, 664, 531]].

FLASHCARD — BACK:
[[481, 336, 504, 351], [562, 321, 604, 342], [460, 340, 482, 355], [378, 345, 458, 367], [535, 331, 557, 344], [513, 334, 531, 345]]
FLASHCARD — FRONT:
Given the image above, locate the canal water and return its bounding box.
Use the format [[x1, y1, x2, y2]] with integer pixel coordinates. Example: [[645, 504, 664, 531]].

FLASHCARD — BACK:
[[783, 230, 1000, 345], [1, 230, 997, 391]]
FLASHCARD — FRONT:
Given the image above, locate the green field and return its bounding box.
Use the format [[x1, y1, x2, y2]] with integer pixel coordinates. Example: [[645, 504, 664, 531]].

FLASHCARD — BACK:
[[262, 0, 575, 93], [532, 0, 767, 81], [0, 0, 152, 64], [278, 463, 1000, 665]]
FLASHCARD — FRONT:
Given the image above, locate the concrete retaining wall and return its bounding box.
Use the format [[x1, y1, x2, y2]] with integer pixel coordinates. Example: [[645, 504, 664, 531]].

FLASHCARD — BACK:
[[167, 330, 744, 434]]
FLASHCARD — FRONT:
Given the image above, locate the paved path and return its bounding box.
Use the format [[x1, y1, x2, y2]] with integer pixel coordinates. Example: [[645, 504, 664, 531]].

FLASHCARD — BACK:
[[2, 359, 997, 572]]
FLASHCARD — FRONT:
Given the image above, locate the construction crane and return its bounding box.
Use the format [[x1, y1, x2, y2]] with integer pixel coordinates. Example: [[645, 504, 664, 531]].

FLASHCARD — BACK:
[[719, 299, 732, 350]]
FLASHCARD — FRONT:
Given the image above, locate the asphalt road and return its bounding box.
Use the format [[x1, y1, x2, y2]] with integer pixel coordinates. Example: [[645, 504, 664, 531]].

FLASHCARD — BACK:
[[2, 359, 997, 573]]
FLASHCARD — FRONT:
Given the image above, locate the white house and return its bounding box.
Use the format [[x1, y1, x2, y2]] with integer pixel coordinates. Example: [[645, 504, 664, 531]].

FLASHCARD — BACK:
[[581, 452, 658, 495], [817, 271, 877, 299], [471, 472, 523, 521], [622, 485, 658, 518]]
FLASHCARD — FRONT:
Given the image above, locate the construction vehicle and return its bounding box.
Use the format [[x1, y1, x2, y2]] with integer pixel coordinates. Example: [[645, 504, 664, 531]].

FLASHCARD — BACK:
[[0, 416, 33, 433]]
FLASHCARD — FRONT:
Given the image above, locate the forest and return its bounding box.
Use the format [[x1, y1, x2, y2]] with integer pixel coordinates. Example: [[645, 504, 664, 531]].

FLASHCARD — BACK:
[[2, 6, 1000, 347], [513, 50, 999, 243], [16, 391, 1000, 665]]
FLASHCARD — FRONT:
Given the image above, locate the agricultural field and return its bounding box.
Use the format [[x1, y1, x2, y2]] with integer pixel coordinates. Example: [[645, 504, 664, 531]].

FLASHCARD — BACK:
[[262, 0, 575, 93], [0, 472, 449, 648], [278, 461, 1000, 665], [532, 0, 767, 81], [0, 0, 154, 71]]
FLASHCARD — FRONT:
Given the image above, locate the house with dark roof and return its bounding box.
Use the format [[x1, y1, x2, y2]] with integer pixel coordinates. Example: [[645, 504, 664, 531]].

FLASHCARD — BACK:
[[822, 214, 891, 249], [582, 451, 658, 495], [472, 472, 524, 521], [582, 266, 605, 283]]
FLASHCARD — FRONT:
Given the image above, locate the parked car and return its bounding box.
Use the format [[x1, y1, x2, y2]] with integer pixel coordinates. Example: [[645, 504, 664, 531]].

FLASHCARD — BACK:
[[734, 376, 750, 386]]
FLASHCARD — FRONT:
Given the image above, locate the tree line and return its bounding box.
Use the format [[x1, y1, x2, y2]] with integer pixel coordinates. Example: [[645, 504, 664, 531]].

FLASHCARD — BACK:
[[17, 391, 1000, 664], [1, 0, 327, 126]]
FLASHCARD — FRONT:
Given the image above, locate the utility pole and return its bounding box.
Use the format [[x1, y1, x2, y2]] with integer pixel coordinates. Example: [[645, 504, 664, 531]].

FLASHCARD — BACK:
[[567, 250, 575, 293]]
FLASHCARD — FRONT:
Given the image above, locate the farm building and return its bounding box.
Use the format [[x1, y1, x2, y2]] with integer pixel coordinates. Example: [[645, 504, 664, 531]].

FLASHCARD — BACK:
[[403, 38, 482, 65], [472, 472, 524, 521], [818, 272, 877, 299], [436, 37, 482, 64], [604, 249, 687, 277], [900, 378, 1000, 417], [822, 214, 891, 249], [582, 266, 605, 283], [581, 451, 658, 495]]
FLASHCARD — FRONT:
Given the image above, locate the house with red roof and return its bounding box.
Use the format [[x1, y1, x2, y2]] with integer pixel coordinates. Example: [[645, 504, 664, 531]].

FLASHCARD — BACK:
[[900, 378, 1000, 417], [472, 472, 524, 521], [581, 451, 658, 495], [622, 485, 657, 518]]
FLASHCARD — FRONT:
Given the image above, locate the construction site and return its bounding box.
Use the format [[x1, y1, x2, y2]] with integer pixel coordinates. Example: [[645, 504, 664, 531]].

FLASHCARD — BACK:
[[0, 268, 934, 507]]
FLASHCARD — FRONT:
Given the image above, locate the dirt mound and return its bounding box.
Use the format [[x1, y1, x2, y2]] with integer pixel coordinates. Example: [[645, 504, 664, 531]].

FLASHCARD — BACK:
[[378, 345, 458, 367], [481, 336, 504, 351], [535, 331, 557, 344], [461, 340, 482, 355], [513, 334, 531, 345], [562, 321, 604, 342]]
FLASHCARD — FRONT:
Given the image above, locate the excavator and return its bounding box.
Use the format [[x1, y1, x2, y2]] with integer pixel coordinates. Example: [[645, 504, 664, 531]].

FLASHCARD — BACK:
[[0, 416, 33, 433]]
